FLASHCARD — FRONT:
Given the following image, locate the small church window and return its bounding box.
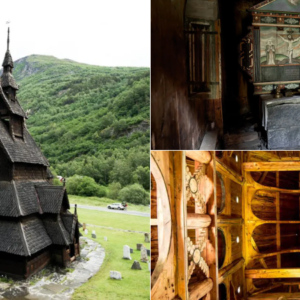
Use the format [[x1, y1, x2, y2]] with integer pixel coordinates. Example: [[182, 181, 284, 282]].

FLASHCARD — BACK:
[[187, 23, 211, 95]]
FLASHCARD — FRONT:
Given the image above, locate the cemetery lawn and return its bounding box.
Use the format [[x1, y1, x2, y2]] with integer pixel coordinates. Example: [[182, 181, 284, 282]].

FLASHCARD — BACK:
[[72, 207, 150, 300], [76, 207, 149, 232], [69, 195, 150, 213]]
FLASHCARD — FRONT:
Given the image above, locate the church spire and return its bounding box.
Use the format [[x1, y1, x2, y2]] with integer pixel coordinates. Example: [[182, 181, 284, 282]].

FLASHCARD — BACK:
[[1, 27, 18, 91], [7, 27, 9, 51], [2, 27, 14, 69]]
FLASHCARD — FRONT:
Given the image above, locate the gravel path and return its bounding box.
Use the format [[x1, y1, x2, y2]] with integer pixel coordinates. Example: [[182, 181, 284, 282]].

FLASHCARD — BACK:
[[0, 237, 105, 300]]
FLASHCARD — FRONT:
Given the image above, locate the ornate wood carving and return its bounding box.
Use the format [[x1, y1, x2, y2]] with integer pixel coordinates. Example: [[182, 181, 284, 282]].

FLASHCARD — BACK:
[[239, 31, 254, 81]]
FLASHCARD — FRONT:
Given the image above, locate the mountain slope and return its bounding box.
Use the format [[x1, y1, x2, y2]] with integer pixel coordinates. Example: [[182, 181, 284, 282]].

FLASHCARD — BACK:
[[13, 55, 150, 186]]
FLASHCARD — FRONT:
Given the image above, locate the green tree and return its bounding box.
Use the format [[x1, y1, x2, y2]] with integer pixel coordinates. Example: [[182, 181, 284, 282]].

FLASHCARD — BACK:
[[107, 182, 122, 200], [118, 184, 149, 205], [66, 175, 106, 197], [109, 159, 132, 186], [133, 166, 150, 190]]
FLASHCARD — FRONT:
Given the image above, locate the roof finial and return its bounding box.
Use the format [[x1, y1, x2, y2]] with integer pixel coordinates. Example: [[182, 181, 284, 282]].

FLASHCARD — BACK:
[[7, 27, 10, 51]]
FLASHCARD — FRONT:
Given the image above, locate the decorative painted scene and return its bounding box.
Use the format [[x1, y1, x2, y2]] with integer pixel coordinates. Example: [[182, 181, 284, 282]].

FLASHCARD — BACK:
[[261, 27, 300, 65]]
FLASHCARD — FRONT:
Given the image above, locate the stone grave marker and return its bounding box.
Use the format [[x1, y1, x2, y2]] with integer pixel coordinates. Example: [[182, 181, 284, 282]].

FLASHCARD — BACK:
[[92, 230, 96, 239], [144, 232, 150, 243], [84, 229, 88, 235], [110, 271, 122, 280], [104, 236, 108, 241], [123, 245, 131, 260], [130, 248, 133, 254], [141, 246, 148, 263], [137, 243, 143, 251], [147, 249, 150, 256], [131, 260, 142, 270]]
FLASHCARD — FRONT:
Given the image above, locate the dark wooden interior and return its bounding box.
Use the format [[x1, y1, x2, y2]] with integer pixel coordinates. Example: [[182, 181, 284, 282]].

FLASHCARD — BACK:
[[151, 0, 300, 150]]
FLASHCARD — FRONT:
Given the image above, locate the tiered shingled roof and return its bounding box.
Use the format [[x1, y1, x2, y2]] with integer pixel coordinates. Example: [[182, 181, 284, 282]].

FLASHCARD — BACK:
[[0, 121, 48, 165], [0, 216, 52, 256]]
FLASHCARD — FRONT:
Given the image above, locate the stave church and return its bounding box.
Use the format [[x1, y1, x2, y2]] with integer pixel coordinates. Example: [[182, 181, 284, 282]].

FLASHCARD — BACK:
[[0, 28, 80, 279]]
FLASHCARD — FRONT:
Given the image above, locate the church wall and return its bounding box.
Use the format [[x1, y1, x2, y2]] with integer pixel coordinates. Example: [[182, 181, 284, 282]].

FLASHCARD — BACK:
[[219, 0, 262, 123], [25, 248, 51, 279], [0, 251, 27, 279], [151, 0, 207, 150], [0, 248, 51, 279], [10, 115, 23, 138], [13, 163, 47, 180]]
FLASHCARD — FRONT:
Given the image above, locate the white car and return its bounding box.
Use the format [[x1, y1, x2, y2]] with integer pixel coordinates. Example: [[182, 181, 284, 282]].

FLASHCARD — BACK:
[[107, 203, 125, 210]]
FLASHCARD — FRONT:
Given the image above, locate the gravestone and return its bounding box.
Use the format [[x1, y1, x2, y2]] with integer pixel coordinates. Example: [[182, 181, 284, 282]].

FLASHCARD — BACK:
[[92, 230, 96, 239], [83, 223, 86, 231], [141, 246, 148, 263], [144, 233, 150, 243], [130, 248, 133, 254], [137, 243, 143, 251], [104, 236, 108, 241], [123, 245, 131, 260], [110, 271, 122, 280], [84, 229, 88, 235], [131, 260, 142, 270], [147, 249, 150, 256]]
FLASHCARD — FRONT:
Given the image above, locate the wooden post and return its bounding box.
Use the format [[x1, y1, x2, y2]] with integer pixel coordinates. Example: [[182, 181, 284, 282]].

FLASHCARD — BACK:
[[276, 172, 281, 268], [187, 214, 211, 228], [189, 278, 213, 300]]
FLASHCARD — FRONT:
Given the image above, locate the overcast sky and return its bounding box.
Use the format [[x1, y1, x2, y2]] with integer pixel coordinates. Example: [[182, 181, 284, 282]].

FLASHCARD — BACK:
[[0, 0, 150, 67]]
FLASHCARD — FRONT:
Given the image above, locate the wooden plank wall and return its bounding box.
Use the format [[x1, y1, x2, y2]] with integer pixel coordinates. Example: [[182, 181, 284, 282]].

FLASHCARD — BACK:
[[151, 0, 223, 150], [216, 151, 245, 300]]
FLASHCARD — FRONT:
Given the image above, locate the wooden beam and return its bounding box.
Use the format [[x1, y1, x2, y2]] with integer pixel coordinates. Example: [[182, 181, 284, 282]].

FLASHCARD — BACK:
[[245, 268, 300, 278], [248, 293, 300, 300], [187, 214, 211, 229], [216, 161, 244, 184], [251, 247, 300, 259], [276, 172, 281, 269], [150, 219, 158, 226], [258, 171, 268, 184], [243, 161, 300, 172], [251, 237, 259, 252], [217, 215, 243, 225], [218, 258, 244, 284], [250, 220, 300, 224], [259, 259, 268, 269], [185, 151, 211, 164], [249, 283, 283, 296], [189, 278, 213, 300]]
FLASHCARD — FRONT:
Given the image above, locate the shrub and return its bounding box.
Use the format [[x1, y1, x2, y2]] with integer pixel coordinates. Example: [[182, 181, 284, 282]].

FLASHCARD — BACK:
[[107, 182, 122, 200], [66, 175, 106, 197], [118, 184, 149, 205]]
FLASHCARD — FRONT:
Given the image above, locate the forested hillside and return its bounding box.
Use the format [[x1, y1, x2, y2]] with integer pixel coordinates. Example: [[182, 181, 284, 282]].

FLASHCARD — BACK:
[[13, 55, 150, 203]]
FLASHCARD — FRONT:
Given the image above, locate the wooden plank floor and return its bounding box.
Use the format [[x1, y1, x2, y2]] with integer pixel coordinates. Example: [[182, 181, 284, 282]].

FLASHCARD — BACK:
[[224, 131, 261, 150], [223, 115, 262, 150]]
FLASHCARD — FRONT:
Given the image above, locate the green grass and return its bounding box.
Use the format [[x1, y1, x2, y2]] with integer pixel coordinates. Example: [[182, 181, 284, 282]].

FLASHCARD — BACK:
[[69, 195, 150, 213], [77, 207, 149, 232], [72, 207, 150, 300]]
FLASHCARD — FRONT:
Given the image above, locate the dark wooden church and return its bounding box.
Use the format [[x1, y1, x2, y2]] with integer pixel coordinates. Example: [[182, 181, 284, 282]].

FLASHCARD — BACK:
[[0, 28, 80, 279]]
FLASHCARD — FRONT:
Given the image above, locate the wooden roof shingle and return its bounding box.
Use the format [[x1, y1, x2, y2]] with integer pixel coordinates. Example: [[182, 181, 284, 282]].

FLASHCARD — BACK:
[[0, 121, 49, 166]]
